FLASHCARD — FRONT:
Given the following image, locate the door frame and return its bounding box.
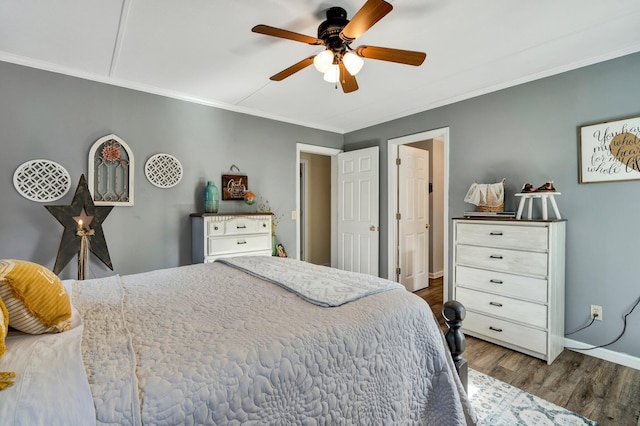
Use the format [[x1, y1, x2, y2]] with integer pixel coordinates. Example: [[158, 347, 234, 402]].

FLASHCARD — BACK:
[[387, 127, 450, 300], [295, 143, 342, 262], [299, 157, 310, 261]]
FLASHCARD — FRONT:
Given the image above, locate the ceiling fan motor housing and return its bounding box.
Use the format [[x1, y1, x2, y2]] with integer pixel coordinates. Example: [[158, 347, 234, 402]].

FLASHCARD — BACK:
[[318, 7, 349, 51]]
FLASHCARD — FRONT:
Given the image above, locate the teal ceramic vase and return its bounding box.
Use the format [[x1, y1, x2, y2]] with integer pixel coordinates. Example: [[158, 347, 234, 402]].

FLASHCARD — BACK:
[[204, 181, 219, 213]]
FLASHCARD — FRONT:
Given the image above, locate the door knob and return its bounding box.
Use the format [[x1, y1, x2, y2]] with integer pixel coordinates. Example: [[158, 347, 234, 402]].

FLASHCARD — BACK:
[[425, 224, 431, 229], [370, 225, 378, 231]]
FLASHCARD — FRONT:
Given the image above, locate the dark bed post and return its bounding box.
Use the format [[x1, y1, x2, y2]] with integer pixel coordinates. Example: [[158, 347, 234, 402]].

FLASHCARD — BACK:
[[442, 300, 468, 392]]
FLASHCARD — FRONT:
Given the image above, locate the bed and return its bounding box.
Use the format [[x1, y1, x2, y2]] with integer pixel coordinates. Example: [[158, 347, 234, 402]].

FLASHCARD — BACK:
[[0, 256, 476, 425]]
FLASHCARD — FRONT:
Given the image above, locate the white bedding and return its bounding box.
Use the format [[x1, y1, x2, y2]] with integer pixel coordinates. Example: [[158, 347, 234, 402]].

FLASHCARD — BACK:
[[71, 258, 476, 425], [0, 306, 96, 425]]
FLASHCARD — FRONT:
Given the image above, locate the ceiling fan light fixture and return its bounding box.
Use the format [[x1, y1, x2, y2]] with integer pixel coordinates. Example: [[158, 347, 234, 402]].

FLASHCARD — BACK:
[[323, 64, 340, 83], [313, 50, 335, 73], [343, 52, 364, 76]]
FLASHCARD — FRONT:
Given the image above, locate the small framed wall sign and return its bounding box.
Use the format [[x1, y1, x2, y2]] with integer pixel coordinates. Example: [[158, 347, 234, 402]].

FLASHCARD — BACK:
[[222, 165, 248, 200], [579, 115, 640, 183]]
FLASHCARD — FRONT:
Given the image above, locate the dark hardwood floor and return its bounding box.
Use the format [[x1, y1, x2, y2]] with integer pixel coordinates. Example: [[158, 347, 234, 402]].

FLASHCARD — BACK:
[[416, 278, 640, 426]]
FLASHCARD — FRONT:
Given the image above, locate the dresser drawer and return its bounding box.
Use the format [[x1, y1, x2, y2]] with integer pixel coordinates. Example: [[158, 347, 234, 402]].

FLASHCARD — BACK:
[[223, 217, 270, 235], [463, 310, 547, 356], [456, 244, 547, 276], [456, 223, 548, 250], [456, 287, 547, 328], [455, 266, 547, 303], [207, 234, 271, 255], [206, 216, 271, 236], [206, 219, 225, 236]]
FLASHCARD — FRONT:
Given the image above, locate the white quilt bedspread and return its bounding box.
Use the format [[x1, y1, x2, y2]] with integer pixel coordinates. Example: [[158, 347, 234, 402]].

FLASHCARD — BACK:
[[217, 256, 404, 307], [73, 259, 476, 425]]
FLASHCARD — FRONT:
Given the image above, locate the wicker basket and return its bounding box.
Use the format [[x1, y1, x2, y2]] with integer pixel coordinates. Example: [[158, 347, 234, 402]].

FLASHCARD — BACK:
[[475, 178, 505, 212], [476, 203, 504, 212]]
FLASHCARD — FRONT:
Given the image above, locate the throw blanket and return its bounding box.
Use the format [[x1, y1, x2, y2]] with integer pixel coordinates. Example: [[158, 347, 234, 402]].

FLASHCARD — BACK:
[[73, 262, 476, 425], [217, 256, 404, 307]]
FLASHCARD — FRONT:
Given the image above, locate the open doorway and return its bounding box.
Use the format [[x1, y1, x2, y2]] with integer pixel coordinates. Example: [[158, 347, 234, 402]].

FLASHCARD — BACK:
[[387, 128, 450, 304], [295, 143, 380, 274], [299, 152, 331, 266], [295, 144, 342, 264]]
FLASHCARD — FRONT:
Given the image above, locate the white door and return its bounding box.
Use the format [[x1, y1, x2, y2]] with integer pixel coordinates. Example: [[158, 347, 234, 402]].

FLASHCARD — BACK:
[[397, 145, 429, 291], [337, 146, 379, 276]]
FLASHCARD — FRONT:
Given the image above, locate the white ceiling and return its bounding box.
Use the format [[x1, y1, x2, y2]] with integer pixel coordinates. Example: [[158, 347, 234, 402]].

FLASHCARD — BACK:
[[1, 0, 639, 134]]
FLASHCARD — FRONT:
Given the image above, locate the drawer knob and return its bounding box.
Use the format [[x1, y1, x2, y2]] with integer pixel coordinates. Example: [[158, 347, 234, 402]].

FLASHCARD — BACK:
[[489, 301, 503, 307], [489, 326, 503, 332], [237, 225, 247, 229], [490, 231, 503, 236], [489, 279, 503, 284], [489, 255, 503, 259], [237, 240, 247, 245]]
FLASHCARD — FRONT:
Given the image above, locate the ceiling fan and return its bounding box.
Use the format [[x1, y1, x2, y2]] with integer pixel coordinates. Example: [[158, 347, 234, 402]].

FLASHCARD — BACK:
[[252, 0, 426, 93]]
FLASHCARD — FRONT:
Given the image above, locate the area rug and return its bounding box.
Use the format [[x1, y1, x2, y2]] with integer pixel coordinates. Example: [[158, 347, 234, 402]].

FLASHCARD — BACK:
[[468, 369, 598, 425]]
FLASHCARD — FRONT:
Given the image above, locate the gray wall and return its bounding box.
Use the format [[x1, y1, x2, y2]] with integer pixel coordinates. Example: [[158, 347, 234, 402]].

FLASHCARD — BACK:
[[0, 61, 342, 278], [2, 52, 639, 359], [344, 52, 640, 358]]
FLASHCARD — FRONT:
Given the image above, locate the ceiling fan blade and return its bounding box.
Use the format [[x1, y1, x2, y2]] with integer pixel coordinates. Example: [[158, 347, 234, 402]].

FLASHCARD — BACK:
[[270, 56, 315, 81], [252, 25, 323, 45], [355, 45, 426, 66], [339, 63, 359, 93], [340, 0, 393, 42]]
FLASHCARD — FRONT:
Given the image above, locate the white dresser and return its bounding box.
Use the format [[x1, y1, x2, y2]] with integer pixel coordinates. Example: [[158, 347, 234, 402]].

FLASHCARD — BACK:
[[453, 219, 566, 364], [191, 213, 273, 263]]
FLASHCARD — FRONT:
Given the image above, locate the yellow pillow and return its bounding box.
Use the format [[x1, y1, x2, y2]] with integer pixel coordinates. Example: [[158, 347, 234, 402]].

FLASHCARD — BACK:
[[0, 260, 71, 334], [0, 298, 7, 358], [0, 297, 15, 391]]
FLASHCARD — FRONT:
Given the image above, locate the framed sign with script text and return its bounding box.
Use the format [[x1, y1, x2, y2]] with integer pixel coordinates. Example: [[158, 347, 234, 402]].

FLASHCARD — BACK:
[[222, 173, 248, 200], [579, 115, 640, 183]]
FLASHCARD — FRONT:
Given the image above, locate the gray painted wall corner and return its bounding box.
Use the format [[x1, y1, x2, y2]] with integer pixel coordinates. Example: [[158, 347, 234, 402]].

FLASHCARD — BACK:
[[344, 52, 640, 359]]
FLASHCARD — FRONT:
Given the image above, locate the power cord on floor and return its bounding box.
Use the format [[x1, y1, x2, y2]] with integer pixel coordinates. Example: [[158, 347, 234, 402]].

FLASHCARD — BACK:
[[565, 296, 640, 351]]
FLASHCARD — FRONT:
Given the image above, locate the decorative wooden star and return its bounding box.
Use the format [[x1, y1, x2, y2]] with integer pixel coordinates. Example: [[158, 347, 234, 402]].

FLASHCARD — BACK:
[[46, 174, 114, 274], [73, 209, 94, 230]]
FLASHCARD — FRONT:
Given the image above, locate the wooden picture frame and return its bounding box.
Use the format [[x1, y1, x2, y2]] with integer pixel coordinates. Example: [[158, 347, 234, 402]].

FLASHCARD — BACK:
[[221, 174, 248, 200], [88, 134, 134, 205], [579, 115, 640, 184]]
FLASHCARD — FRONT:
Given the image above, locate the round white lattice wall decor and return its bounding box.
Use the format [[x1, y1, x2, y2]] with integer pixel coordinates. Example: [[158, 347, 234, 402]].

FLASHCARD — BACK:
[[144, 153, 183, 188], [13, 159, 71, 202]]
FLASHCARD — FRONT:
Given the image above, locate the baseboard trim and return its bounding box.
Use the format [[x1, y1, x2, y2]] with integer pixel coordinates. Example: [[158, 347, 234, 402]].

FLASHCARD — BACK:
[[429, 271, 444, 279], [564, 338, 640, 371]]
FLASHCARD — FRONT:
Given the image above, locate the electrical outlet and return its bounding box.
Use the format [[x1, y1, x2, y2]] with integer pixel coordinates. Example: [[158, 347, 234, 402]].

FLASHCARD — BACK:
[[590, 304, 603, 321]]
